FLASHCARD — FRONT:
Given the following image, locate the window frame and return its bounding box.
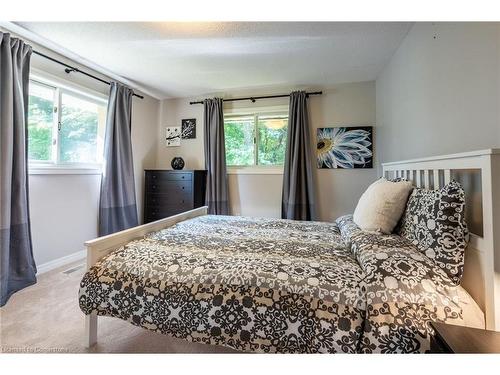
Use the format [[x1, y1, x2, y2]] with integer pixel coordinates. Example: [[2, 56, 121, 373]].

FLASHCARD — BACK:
[[224, 105, 289, 175], [28, 70, 108, 175]]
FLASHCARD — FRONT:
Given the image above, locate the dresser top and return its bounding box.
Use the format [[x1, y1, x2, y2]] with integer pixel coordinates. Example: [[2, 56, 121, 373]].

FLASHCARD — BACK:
[[144, 169, 206, 172]]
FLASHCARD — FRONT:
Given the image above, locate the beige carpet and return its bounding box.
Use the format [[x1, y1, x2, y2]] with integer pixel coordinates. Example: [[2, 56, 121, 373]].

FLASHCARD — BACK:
[[0, 261, 236, 353]]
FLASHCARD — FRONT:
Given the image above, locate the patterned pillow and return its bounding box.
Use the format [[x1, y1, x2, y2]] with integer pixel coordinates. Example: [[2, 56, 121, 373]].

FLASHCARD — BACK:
[[335, 214, 360, 251], [390, 177, 409, 183], [397, 180, 469, 285]]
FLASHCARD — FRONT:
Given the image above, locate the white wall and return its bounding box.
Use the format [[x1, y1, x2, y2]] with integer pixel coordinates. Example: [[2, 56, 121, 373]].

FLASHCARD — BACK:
[[156, 82, 376, 221], [311, 83, 377, 221], [29, 175, 100, 266], [18, 39, 160, 268], [376, 22, 500, 164]]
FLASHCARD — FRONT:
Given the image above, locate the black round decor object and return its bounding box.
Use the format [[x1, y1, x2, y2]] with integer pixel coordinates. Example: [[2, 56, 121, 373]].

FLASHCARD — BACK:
[[171, 157, 185, 170]]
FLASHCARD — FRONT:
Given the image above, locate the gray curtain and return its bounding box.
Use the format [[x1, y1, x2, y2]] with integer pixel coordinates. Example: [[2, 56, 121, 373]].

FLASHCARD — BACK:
[[99, 82, 138, 236], [0, 32, 37, 306], [203, 98, 229, 215], [281, 91, 316, 221]]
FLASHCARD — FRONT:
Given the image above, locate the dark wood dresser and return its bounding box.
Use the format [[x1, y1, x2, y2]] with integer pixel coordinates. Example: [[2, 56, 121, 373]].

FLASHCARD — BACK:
[[144, 170, 207, 224]]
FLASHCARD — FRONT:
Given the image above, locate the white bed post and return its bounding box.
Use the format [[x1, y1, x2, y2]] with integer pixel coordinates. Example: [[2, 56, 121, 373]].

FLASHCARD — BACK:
[[82, 206, 208, 347], [483, 153, 500, 330], [85, 313, 98, 348], [85, 240, 99, 348]]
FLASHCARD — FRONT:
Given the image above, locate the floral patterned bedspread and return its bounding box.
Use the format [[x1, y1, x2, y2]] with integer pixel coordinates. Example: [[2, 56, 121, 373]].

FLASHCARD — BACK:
[[79, 215, 366, 353], [79, 215, 473, 353], [336, 215, 469, 352]]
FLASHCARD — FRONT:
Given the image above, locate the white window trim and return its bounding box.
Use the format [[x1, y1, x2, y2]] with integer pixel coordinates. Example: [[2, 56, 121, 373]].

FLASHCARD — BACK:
[[227, 166, 284, 175], [29, 165, 102, 175], [28, 70, 107, 175], [223, 104, 289, 116], [224, 105, 288, 175], [30, 68, 108, 102]]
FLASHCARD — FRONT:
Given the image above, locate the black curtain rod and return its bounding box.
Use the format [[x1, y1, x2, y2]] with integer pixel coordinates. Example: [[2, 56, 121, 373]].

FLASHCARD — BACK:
[[32, 50, 144, 99], [189, 91, 322, 105]]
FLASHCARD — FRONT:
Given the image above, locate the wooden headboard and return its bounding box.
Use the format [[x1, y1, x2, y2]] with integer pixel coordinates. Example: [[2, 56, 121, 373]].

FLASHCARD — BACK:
[[382, 149, 500, 331]]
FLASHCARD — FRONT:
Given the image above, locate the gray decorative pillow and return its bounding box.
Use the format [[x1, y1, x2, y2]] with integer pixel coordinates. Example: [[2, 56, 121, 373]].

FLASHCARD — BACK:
[[335, 214, 359, 250], [397, 180, 469, 285]]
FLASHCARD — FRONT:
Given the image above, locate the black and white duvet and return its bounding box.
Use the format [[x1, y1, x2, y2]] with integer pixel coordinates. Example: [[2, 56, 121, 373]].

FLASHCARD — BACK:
[[79, 215, 481, 353]]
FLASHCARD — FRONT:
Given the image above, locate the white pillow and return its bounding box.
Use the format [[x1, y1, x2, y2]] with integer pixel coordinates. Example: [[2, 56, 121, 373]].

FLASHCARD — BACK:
[[353, 178, 413, 234]]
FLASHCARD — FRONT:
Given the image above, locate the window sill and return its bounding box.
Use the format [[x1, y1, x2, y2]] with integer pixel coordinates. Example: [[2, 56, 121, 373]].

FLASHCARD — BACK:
[[29, 166, 102, 175], [227, 167, 284, 175]]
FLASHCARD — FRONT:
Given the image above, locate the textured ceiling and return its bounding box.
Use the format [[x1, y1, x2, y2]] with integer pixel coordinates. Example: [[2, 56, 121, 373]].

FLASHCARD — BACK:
[[17, 22, 412, 99]]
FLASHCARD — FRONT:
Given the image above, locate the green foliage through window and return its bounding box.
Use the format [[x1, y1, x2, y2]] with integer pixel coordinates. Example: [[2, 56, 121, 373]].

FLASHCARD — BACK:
[[224, 116, 255, 166], [257, 116, 288, 165], [27, 79, 106, 165], [224, 113, 288, 167], [28, 83, 54, 161], [60, 93, 101, 163]]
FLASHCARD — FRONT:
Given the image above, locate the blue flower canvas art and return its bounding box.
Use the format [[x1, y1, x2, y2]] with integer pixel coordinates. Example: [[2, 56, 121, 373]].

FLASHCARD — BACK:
[[316, 126, 373, 169]]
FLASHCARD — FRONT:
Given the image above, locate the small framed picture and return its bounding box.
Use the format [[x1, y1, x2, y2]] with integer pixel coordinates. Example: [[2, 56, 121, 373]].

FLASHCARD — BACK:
[[181, 118, 196, 139], [166, 126, 181, 147]]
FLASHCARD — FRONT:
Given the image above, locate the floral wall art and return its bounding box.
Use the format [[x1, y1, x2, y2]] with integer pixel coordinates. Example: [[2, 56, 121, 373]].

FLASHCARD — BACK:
[[316, 126, 373, 169]]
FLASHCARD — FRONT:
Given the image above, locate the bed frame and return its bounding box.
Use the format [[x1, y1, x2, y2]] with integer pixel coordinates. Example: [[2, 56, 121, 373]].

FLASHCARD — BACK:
[[382, 149, 500, 332], [83, 206, 208, 347], [83, 149, 500, 347]]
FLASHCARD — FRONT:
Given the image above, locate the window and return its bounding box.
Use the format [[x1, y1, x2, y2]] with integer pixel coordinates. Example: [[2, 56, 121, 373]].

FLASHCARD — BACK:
[[224, 112, 288, 168], [28, 77, 107, 170]]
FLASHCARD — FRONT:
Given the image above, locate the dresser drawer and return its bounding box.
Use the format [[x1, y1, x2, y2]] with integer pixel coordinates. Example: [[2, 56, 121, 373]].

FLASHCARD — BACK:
[[146, 180, 192, 194], [147, 172, 192, 182], [145, 204, 192, 221], [146, 193, 193, 207]]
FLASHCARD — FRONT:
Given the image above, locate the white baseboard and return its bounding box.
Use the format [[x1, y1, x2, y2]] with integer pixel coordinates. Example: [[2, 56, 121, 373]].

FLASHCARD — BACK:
[[36, 249, 86, 275]]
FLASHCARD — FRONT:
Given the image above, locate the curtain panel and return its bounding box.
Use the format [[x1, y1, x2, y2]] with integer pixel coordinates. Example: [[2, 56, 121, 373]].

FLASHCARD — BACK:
[[99, 82, 138, 236], [203, 98, 229, 215], [281, 91, 316, 221], [0, 32, 37, 306]]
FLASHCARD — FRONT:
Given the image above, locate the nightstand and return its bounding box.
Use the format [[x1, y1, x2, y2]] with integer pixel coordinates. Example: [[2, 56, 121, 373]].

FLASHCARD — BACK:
[[429, 322, 500, 353]]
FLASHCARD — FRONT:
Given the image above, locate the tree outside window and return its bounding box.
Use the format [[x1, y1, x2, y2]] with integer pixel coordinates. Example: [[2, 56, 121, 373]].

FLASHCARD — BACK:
[[224, 113, 288, 167]]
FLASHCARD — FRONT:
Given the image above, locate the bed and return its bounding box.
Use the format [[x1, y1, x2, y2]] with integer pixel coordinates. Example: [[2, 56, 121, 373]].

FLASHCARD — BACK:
[[79, 149, 500, 353]]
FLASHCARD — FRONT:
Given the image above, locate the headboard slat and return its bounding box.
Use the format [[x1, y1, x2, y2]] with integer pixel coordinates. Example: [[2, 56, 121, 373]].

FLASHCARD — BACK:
[[423, 170, 430, 189], [433, 170, 440, 189], [444, 169, 451, 184]]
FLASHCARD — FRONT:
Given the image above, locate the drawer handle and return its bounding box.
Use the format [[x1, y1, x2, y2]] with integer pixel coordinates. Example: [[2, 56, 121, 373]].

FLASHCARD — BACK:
[[181, 176, 185, 179], [152, 175, 157, 179], [182, 187, 185, 190]]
